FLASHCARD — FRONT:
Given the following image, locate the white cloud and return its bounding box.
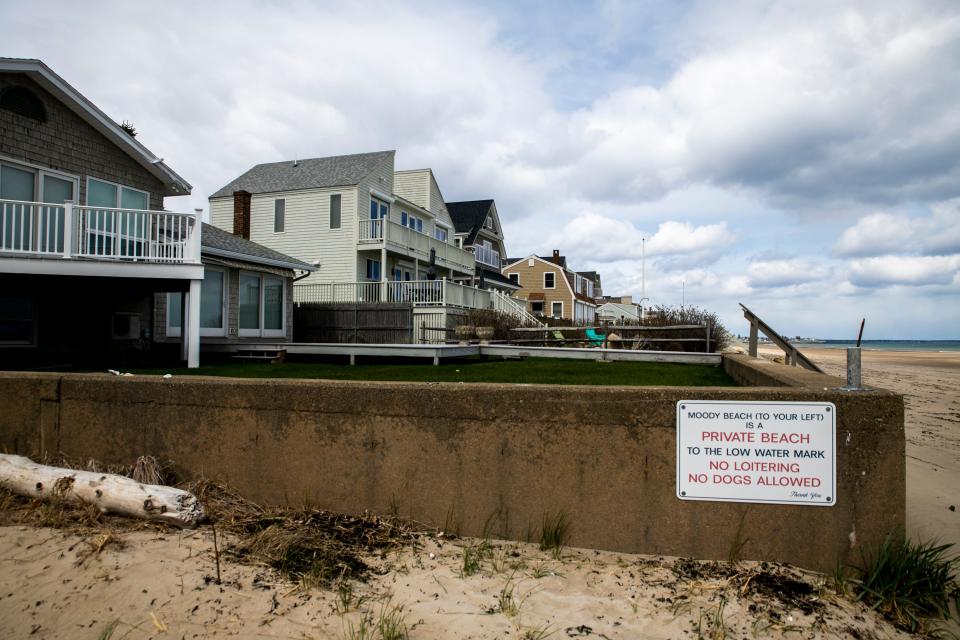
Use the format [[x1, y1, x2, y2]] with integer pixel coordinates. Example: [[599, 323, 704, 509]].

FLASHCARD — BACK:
[[543, 213, 735, 266], [847, 255, 960, 287], [834, 202, 960, 257], [747, 259, 832, 288]]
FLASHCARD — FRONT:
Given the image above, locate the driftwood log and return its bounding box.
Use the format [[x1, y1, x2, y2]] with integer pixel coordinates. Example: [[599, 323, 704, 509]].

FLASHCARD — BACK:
[[0, 454, 204, 528]]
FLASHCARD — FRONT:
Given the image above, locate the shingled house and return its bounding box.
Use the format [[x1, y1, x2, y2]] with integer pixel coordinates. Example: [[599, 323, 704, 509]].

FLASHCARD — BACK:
[[446, 199, 518, 293], [502, 250, 598, 323], [0, 58, 205, 367], [153, 223, 313, 351]]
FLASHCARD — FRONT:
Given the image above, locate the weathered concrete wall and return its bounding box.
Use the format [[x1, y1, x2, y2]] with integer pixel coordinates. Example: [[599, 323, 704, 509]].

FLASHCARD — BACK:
[[0, 355, 904, 571]]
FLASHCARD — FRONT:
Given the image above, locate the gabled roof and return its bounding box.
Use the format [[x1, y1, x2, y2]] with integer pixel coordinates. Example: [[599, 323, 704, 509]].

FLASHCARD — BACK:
[[446, 199, 494, 245], [540, 253, 567, 269], [201, 223, 314, 272], [210, 151, 394, 198], [0, 58, 191, 197]]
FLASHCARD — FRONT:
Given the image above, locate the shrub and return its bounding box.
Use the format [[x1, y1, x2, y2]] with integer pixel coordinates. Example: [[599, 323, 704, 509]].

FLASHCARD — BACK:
[[631, 305, 732, 352], [851, 535, 959, 634], [465, 309, 538, 341]]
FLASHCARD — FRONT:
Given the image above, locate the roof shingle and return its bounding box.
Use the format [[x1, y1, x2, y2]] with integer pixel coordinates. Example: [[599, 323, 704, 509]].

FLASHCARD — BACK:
[[210, 151, 394, 198], [201, 223, 313, 271]]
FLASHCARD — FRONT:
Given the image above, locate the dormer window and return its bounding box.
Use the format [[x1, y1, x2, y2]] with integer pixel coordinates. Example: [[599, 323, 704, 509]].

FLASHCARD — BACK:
[[0, 86, 46, 122]]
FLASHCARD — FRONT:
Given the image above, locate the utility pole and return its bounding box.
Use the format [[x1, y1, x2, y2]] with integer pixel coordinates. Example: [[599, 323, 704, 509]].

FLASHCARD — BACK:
[[641, 237, 646, 302]]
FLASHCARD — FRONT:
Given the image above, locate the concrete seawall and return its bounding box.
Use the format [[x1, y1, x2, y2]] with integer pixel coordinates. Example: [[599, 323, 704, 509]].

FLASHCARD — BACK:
[[0, 354, 904, 570]]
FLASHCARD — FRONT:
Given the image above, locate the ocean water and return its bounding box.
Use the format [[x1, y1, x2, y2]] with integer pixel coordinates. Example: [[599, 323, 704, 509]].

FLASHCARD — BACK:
[[802, 340, 960, 352]]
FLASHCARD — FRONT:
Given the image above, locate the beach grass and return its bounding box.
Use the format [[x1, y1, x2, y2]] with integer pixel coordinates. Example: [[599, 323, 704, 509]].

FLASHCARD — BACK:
[[126, 356, 735, 386]]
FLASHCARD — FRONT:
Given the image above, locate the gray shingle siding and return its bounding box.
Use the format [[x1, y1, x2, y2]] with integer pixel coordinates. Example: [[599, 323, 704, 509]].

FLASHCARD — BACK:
[[0, 73, 166, 210]]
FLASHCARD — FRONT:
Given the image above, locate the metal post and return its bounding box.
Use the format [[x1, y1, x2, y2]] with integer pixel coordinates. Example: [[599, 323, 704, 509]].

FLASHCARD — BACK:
[[846, 347, 862, 389], [748, 319, 759, 357]]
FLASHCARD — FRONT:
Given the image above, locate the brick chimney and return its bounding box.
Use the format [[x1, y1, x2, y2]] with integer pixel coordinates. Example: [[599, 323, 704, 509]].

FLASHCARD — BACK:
[[232, 190, 251, 240], [552, 249, 561, 264]]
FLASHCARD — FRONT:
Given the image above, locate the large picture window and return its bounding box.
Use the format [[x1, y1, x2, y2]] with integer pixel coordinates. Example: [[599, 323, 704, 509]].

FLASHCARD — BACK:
[[239, 272, 285, 338], [86, 177, 150, 256], [167, 267, 227, 337], [1, 160, 77, 253]]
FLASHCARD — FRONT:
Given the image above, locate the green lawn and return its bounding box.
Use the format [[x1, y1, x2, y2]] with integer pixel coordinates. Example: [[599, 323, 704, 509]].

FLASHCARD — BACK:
[[128, 357, 736, 386]]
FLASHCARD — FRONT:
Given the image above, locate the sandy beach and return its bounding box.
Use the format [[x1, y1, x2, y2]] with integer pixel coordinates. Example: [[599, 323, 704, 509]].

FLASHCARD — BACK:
[[1, 348, 957, 639], [0, 523, 915, 640], [758, 346, 960, 550]]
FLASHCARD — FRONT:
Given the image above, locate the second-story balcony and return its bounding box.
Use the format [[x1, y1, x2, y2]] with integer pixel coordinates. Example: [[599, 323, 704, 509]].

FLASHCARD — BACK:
[[358, 219, 475, 275], [473, 243, 501, 269], [0, 199, 202, 278]]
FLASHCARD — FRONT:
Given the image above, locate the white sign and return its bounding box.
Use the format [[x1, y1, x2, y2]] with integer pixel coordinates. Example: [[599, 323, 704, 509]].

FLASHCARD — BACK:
[[676, 400, 836, 506]]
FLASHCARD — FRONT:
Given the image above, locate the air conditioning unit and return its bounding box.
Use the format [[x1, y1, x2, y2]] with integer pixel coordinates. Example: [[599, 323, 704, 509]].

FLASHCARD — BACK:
[[111, 312, 141, 340]]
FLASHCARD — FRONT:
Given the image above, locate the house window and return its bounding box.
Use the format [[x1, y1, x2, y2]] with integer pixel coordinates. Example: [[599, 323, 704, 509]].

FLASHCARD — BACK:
[[434, 227, 448, 241], [0, 161, 78, 253], [484, 215, 493, 230], [366, 259, 381, 281], [239, 272, 285, 337], [274, 199, 285, 232], [330, 194, 341, 229], [393, 267, 402, 281], [86, 177, 150, 256], [168, 267, 227, 337], [0, 296, 35, 345], [551, 301, 563, 318], [455, 238, 463, 248], [531, 300, 544, 315], [400, 211, 424, 233], [544, 272, 555, 288], [369, 197, 388, 237], [87, 178, 149, 210], [509, 273, 519, 286]]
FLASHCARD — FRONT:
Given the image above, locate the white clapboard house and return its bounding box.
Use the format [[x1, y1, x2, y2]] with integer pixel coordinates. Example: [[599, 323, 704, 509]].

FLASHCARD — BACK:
[[208, 151, 538, 340]]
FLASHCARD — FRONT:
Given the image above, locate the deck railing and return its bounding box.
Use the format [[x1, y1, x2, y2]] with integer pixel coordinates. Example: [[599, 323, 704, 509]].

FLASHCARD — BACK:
[[0, 199, 200, 264], [295, 279, 496, 309], [473, 243, 501, 268], [491, 289, 545, 326], [357, 219, 475, 273]]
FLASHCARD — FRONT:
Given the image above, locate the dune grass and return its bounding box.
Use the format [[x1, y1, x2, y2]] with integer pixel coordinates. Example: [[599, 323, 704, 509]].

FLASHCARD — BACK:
[[127, 356, 735, 387]]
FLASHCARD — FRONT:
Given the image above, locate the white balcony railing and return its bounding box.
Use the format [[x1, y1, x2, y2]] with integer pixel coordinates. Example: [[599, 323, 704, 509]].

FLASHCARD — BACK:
[[357, 219, 475, 274], [294, 279, 492, 309], [294, 280, 545, 326], [0, 199, 200, 264], [473, 243, 501, 268]]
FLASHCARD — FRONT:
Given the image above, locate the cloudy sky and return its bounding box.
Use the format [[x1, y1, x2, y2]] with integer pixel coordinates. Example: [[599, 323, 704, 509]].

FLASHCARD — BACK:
[[5, 0, 959, 339]]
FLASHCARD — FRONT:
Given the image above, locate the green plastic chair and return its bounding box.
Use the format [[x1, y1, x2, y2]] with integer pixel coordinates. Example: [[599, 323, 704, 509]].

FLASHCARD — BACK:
[[584, 328, 605, 347]]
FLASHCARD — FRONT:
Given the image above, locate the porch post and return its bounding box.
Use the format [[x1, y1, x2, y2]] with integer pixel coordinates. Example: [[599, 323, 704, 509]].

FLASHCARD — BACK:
[[62, 202, 74, 258], [179, 291, 188, 361], [186, 278, 201, 368], [381, 247, 388, 301]]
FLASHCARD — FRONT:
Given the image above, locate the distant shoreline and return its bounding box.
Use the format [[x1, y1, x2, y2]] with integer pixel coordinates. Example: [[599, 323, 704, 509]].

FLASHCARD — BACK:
[[743, 339, 960, 352]]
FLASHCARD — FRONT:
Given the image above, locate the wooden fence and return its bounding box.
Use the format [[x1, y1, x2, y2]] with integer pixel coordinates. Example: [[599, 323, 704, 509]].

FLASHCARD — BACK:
[[293, 303, 414, 344]]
